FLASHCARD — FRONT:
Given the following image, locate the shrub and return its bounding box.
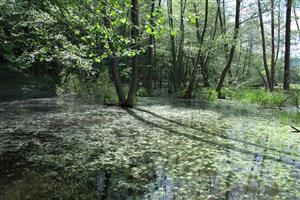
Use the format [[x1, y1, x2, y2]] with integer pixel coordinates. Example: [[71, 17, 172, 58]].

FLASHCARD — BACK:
[[57, 70, 117, 104], [136, 87, 150, 97], [207, 88, 218, 101]]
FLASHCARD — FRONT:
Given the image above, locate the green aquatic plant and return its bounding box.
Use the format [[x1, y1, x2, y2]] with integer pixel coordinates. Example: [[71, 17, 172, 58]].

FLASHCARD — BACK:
[[223, 88, 299, 107]]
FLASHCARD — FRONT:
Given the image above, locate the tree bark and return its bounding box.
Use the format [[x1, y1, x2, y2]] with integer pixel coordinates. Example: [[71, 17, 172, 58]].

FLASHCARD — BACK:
[[215, 0, 241, 98], [200, 0, 209, 87], [270, 0, 275, 91], [167, 0, 177, 92], [123, 0, 139, 106], [174, 0, 187, 90], [293, 5, 300, 39], [283, 0, 292, 90], [102, 1, 125, 104], [145, 0, 155, 94], [258, 0, 271, 90]]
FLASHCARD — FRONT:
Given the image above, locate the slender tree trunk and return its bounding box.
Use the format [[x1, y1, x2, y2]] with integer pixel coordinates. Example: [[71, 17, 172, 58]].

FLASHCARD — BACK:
[[215, 0, 241, 98], [258, 0, 271, 90], [275, 0, 281, 66], [293, 5, 300, 39], [217, 0, 232, 81], [123, 0, 139, 106], [175, 0, 187, 89], [200, 0, 209, 87], [184, 0, 209, 97], [270, 0, 275, 91], [283, 0, 292, 90], [145, 0, 156, 94], [167, 0, 177, 92], [242, 40, 251, 75]]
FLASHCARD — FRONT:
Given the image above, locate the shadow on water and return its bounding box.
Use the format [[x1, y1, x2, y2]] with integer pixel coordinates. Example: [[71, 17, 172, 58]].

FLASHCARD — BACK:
[[125, 108, 299, 168], [0, 97, 299, 199], [132, 107, 299, 161]]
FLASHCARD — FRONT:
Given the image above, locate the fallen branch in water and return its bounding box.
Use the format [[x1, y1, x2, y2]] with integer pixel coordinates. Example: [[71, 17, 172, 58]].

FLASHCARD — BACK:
[[290, 125, 300, 133]]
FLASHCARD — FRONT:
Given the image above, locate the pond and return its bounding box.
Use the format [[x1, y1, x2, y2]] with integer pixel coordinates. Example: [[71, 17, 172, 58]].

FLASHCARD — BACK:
[[0, 97, 299, 199]]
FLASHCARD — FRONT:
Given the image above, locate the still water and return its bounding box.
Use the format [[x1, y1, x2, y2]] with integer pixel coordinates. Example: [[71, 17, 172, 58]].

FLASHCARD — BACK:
[[0, 97, 299, 199]]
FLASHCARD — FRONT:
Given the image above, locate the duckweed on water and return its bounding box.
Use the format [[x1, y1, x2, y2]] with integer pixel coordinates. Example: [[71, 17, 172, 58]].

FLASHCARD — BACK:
[[0, 97, 299, 199]]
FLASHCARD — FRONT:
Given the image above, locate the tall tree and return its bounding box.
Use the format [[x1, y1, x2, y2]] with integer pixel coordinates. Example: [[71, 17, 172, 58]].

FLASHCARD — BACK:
[[123, 0, 139, 106], [283, 0, 292, 90], [270, 0, 276, 91], [145, 0, 156, 94], [257, 0, 271, 89], [184, 0, 209, 98], [293, 5, 300, 39], [167, 0, 177, 92], [102, 1, 125, 104], [175, 0, 187, 90], [215, 0, 241, 98]]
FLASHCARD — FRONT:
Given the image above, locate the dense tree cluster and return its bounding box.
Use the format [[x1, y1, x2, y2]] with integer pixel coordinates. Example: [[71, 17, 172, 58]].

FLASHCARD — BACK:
[[0, 0, 299, 106]]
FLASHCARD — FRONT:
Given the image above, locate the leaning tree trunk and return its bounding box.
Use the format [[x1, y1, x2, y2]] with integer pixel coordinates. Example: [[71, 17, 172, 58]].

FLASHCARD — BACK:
[[215, 0, 241, 98], [294, 5, 300, 39], [123, 0, 139, 107], [258, 0, 271, 90], [283, 0, 292, 90]]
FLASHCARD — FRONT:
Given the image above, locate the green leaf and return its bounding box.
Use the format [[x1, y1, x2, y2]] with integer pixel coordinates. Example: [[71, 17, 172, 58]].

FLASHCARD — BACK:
[[146, 28, 152, 34], [170, 30, 177, 36], [190, 18, 196, 25], [120, 18, 127, 24]]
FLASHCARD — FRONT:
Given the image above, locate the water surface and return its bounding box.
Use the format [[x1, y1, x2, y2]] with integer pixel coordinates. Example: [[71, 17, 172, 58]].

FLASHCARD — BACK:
[[0, 97, 299, 199]]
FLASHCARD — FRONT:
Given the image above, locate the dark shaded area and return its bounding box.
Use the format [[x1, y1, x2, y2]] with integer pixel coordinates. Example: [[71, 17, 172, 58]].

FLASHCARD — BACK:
[[0, 64, 57, 102]]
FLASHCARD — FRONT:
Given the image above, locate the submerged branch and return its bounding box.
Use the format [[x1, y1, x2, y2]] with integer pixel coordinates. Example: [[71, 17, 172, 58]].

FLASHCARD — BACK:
[[290, 125, 300, 133]]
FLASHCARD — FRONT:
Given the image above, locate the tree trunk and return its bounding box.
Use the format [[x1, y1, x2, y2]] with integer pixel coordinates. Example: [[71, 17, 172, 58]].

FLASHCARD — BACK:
[[275, 0, 281, 66], [258, 0, 271, 90], [293, 5, 300, 39], [184, 0, 209, 97], [283, 0, 292, 90], [175, 0, 187, 90], [270, 0, 275, 91], [167, 0, 177, 92], [102, 1, 125, 104], [145, 0, 155, 94], [123, 0, 139, 107], [215, 0, 241, 98], [200, 0, 209, 87]]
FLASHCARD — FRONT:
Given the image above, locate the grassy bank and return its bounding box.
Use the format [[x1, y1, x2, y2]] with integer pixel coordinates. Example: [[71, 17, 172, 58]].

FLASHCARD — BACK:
[[196, 87, 300, 108]]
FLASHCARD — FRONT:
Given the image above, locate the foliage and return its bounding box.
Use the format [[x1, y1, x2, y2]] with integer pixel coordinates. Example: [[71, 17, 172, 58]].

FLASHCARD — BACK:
[[207, 88, 218, 101], [223, 88, 299, 107], [136, 87, 151, 97], [57, 70, 117, 104]]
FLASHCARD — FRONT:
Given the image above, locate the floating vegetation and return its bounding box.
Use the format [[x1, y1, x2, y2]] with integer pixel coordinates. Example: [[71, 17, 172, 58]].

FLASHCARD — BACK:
[[0, 97, 299, 199]]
